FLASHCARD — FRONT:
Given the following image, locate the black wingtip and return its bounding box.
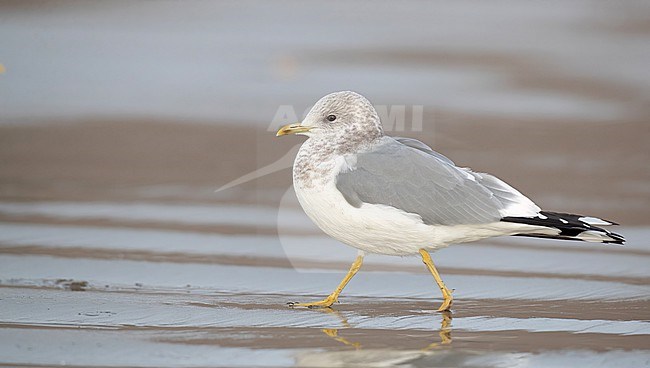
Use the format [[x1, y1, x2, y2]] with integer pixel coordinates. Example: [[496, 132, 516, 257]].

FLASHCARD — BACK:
[[503, 211, 625, 245], [604, 231, 626, 245]]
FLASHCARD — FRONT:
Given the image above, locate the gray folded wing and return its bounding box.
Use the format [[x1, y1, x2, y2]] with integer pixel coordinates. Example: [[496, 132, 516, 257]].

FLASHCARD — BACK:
[[393, 136, 455, 166], [336, 137, 506, 226]]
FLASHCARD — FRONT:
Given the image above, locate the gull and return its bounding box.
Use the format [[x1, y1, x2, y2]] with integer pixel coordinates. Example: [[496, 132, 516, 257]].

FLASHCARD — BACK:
[[276, 91, 624, 312]]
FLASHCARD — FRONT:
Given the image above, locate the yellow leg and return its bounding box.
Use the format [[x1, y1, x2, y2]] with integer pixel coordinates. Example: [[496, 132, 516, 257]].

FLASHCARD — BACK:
[[419, 249, 453, 312], [288, 254, 363, 308]]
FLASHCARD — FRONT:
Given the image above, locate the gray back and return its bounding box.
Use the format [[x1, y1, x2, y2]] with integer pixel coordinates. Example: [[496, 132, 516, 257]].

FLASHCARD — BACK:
[[335, 137, 504, 226]]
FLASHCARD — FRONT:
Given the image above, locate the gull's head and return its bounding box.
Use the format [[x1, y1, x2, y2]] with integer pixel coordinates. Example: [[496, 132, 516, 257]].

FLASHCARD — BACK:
[[276, 91, 383, 145]]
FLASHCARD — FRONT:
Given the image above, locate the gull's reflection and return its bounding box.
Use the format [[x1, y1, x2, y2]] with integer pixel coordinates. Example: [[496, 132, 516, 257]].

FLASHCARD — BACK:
[[319, 308, 363, 350], [321, 328, 363, 350], [423, 311, 452, 349], [318, 308, 452, 349], [295, 308, 454, 367]]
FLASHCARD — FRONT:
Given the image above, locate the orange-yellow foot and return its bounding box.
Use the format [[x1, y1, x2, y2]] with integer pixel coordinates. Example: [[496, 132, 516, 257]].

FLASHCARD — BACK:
[[287, 295, 337, 309], [437, 293, 453, 312]]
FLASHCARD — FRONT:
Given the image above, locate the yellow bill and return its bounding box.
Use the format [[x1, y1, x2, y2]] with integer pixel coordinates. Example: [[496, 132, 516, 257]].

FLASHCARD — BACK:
[[276, 123, 312, 136]]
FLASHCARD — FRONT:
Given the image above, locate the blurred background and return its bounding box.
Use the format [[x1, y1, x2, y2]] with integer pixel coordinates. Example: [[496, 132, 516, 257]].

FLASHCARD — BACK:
[[1, 1, 649, 367], [1, 0, 648, 220]]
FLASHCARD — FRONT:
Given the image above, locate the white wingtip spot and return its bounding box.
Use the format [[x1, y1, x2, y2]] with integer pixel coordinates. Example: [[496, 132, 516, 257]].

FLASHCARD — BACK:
[[576, 230, 616, 243], [579, 216, 613, 226], [536, 213, 548, 220]]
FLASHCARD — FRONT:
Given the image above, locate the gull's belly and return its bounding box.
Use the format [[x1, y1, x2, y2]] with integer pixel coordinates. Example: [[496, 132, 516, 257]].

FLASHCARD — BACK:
[[295, 181, 531, 255], [295, 182, 443, 256]]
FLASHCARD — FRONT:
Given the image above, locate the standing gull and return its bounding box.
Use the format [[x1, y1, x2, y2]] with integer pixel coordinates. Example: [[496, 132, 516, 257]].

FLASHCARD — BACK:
[[276, 91, 624, 312]]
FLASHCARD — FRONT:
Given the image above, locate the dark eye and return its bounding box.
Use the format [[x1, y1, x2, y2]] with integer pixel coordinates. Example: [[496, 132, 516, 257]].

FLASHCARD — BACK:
[[327, 114, 336, 122]]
